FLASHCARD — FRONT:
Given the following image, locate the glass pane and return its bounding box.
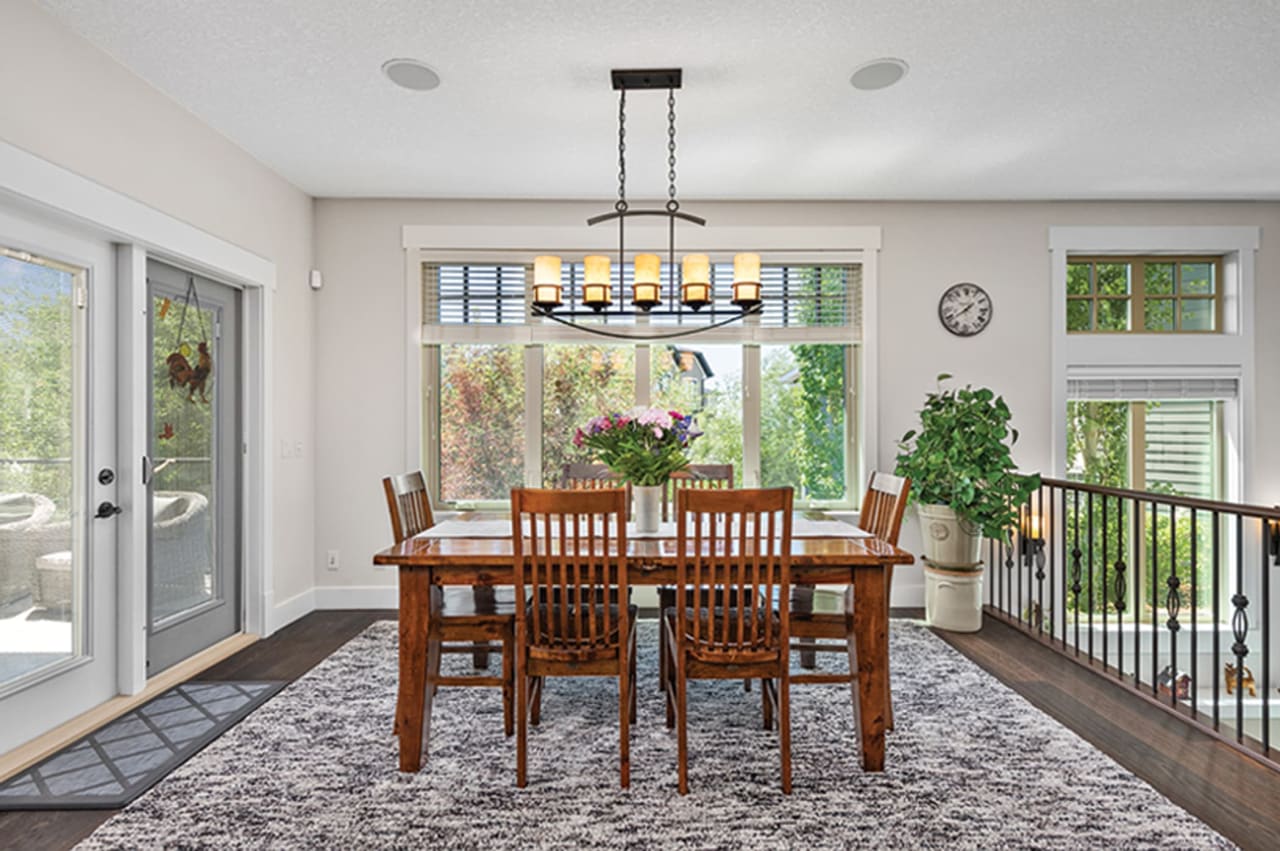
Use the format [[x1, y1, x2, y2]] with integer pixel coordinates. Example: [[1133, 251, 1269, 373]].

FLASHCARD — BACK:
[[760, 345, 847, 502], [1066, 263, 1092, 296], [650, 345, 742, 484], [1096, 263, 1130, 296], [1180, 298, 1214, 331], [1096, 298, 1130, 331], [1145, 262, 1175, 295], [440, 344, 525, 501], [1144, 298, 1175, 331], [151, 293, 217, 622], [1179, 262, 1213, 296], [544, 345, 634, 487], [1066, 299, 1092, 331], [0, 249, 79, 686]]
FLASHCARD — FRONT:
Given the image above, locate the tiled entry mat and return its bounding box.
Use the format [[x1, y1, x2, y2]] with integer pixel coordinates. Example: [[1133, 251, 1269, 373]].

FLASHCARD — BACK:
[[0, 681, 285, 809]]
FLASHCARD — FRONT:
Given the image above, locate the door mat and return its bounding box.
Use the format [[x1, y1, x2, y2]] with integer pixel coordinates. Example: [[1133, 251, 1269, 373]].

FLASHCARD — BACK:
[[0, 680, 285, 809]]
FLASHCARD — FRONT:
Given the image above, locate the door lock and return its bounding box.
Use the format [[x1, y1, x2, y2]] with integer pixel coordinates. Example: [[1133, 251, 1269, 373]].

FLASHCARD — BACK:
[[95, 501, 123, 519], [98, 468, 115, 485]]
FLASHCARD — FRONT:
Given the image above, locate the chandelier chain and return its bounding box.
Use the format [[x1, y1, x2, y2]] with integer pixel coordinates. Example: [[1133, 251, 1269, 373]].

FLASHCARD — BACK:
[[666, 88, 679, 213], [616, 89, 628, 213]]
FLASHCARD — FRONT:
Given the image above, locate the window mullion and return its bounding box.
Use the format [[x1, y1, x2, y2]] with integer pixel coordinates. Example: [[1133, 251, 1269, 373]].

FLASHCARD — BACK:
[[635, 343, 650, 408], [742, 345, 761, 487], [423, 344, 442, 502], [525, 345, 543, 487]]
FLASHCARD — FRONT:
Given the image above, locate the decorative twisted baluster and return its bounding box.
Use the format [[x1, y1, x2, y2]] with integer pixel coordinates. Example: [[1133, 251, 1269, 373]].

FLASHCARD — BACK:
[[1231, 593, 1250, 660], [1165, 573, 1182, 633], [1113, 559, 1127, 615]]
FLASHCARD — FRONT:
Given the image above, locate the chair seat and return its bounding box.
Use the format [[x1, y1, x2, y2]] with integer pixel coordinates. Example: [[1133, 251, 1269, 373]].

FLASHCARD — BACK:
[[663, 606, 780, 663], [437, 586, 518, 622], [526, 603, 637, 650]]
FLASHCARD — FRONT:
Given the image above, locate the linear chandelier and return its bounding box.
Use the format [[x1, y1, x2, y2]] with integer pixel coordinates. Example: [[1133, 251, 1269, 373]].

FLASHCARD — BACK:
[[529, 68, 762, 340]]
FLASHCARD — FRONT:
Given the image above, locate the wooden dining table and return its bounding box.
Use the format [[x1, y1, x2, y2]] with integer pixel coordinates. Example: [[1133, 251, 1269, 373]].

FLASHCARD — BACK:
[[373, 516, 914, 774]]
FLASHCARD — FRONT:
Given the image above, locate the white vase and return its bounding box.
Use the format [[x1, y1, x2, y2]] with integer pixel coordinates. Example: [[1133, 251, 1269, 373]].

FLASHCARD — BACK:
[[633, 484, 662, 533]]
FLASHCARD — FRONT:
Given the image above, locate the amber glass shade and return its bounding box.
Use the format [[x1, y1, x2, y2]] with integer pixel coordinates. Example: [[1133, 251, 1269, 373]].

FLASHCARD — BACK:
[[583, 254, 613, 310], [731, 252, 761, 308], [632, 253, 661, 309], [681, 253, 711, 309], [532, 255, 563, 308]]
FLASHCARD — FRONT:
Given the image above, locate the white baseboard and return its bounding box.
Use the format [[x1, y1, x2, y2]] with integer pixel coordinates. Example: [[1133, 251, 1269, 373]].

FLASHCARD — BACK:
[[315, 584, 398, 610], [268, 587, 316, 634]]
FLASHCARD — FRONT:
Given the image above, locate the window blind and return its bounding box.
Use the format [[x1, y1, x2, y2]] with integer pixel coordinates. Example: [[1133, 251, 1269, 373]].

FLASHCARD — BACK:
[[424, 264, 527, 325], [1066, 377, 1237, 401], [1143, 401, 1220, 499]]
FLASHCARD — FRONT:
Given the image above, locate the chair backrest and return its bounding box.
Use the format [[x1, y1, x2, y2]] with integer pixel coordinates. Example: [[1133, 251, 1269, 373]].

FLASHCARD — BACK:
[[664, 463, 734, 521], [560, 463, 620, 489], [675, 487, 793, 659], [511, 487, 629, 653], [383, 471, 434, 544], [858, 471, 911, 546]]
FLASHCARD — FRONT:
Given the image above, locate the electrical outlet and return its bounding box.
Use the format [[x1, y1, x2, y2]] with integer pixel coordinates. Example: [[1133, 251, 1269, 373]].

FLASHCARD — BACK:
[[280, 439, 292, 459], [326, 549, 340, 571], [294, 440, 304, 457]]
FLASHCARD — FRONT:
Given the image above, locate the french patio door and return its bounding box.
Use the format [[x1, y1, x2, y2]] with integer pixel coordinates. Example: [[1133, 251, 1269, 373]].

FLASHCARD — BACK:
[[144, 261, 240, 675], [0, 205, 119, 755]]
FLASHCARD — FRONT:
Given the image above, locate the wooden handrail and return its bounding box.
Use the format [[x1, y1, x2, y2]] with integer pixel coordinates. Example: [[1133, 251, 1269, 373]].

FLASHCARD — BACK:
[[1039, 477, 1280, 521]]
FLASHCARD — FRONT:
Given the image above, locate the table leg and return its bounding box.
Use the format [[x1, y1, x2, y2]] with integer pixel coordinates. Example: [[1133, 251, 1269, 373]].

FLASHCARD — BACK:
[[852, 566, 887, 771], [397, 568, 433, 772], [792, 583, 817, 668]]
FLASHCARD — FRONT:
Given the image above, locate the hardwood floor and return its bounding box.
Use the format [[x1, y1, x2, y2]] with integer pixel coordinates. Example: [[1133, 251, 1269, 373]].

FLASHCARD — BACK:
[[3, 608, 1274, 850], [0, 611, 389, 851]]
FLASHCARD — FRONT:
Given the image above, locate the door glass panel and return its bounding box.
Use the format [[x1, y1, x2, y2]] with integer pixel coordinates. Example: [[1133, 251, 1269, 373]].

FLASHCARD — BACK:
[[150, 290, 217, 622], [650, 345, 743, 485], [0, 248, 82, 688], [760, 344, 848, 502]]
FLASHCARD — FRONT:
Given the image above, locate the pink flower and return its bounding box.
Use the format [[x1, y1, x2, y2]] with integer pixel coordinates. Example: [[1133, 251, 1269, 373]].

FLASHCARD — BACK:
[[573, 429, 584, 447], [653, 426, 663, 438], [669, 410, 683, 420]]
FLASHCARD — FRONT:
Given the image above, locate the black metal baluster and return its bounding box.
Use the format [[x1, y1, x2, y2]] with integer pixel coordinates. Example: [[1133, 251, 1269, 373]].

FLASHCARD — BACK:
[[1006, 533, 1016, 624], [1151, 500, 1159, 696], [1134, 498, 1143, 692], [1102, 493, 1109, 669], [1261, 515, 1271, 754], [1072, 490, 1082, 655], [1087, 491, 1095, 660], [1049, 485, 1058, 647], [1036, 488, 1046, 636], [1166, 503, 1181, 708], [1114, 494, 1127, 681], [1233, 513, 1247, 743], [1212, 510, 1221, 730], [1189, 507, 1198, 721]]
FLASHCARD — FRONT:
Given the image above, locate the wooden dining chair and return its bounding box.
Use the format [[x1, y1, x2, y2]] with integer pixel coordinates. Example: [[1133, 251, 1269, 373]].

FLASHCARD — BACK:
[[663, 487, 794, 794], [382, 471, 516, 743], [560, 462, 620, 489], [511, 487, 637, 788], [790, 471, 910, 729]]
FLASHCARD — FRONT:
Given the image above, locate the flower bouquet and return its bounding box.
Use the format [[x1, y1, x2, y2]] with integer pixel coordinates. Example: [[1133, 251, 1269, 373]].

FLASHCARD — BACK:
[[574, 407, 702, 531]]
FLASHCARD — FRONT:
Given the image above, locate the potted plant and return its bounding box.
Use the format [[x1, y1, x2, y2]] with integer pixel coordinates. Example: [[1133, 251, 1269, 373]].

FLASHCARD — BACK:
[[894, 374, 1040, 630], [574, 408, 701, 532]]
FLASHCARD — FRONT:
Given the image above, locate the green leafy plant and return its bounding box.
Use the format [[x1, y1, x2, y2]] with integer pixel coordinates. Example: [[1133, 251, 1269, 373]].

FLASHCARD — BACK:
[[574, 408, 701, 486], [894, 374, 1040, 540]]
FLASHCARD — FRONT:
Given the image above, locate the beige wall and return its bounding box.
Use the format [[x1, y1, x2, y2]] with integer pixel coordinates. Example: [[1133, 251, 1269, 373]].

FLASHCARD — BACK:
[[0, 0, 317, 608], [314, 198, 1280, 604]]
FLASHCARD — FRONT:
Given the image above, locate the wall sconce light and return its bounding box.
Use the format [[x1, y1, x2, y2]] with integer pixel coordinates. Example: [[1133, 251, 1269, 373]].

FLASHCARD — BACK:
[[1019, 509, 1045, 568], [1268, 511, 1280, 567]]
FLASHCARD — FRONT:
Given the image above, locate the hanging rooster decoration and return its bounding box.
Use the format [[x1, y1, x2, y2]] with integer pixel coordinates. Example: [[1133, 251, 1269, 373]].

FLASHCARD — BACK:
[[166, 341, 213, 403]]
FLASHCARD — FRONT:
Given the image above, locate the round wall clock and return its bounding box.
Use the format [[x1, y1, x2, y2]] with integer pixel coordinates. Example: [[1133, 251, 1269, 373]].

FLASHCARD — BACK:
[[938, 282, 992, 337]]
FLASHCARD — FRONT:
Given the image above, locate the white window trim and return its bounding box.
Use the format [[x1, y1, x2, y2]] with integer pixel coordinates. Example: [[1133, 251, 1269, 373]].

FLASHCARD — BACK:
[[403, 224, 882, 507], [1048, 226, 1259, 501], [0, 139, 277, 698]]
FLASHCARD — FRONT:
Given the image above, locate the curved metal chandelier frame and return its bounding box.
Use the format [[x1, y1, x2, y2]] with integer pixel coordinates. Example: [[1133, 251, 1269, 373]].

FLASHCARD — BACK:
[[529, 68, 761, 341]]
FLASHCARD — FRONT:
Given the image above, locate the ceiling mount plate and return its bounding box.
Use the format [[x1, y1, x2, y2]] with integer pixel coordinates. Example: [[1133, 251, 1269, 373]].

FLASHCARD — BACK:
[[611, 68, 682, 91]]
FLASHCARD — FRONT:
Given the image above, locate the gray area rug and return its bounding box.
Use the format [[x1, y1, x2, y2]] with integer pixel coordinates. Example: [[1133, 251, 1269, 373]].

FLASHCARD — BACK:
[[0, 681, 284, 809], [77, 621, 1232, 850]]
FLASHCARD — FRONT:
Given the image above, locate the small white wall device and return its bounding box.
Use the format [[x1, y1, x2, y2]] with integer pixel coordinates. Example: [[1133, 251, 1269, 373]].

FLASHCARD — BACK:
[[308, 269, 323, 291]]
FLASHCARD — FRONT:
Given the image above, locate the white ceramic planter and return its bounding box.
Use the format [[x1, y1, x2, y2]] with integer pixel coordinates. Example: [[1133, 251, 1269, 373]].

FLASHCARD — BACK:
[[916, 503, 983, 568], [924, 562, 985, 632]]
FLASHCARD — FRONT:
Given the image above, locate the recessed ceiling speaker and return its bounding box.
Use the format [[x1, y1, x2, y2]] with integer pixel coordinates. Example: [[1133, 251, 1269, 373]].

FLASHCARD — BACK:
[[850, 58, 909, 91], [382, 58, 441, 91], [309, 269, 323, 291]]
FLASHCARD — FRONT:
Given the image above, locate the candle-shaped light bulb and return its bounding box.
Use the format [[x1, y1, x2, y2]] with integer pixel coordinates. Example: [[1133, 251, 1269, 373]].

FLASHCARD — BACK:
[[681, 254, 711, 310], [583, 255, 613, 310], [532, 255, 563, 309], [732, 252, 761, 308], [632, 253, 662, 310]]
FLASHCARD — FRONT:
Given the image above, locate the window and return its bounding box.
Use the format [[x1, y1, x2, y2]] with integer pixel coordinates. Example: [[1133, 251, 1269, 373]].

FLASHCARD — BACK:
[[1066, 257, 1221, 333], [422, 262, 861, 507], [1066, 379, 1232, 620]]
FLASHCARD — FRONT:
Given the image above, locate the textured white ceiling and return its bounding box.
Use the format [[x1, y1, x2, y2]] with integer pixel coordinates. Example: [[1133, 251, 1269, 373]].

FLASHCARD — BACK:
[[37, 0, 1280, 200]]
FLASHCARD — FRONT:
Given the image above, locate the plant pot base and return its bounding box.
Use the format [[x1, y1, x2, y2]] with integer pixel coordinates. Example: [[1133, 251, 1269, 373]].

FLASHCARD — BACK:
[[924, 561, 984, 632]]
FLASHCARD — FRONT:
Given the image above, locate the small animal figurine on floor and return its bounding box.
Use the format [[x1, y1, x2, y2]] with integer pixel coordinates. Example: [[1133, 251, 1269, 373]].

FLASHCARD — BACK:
[[1225, 662, 1257, 697]]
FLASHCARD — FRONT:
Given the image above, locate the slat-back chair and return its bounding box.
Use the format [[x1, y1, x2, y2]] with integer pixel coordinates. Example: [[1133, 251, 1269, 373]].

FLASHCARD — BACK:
[[663, 487, 794, 794], [790, 471, 910, 729], [383, 472, 516, 745], [560, 462, 620, 489], [511, 487, 637, 788]]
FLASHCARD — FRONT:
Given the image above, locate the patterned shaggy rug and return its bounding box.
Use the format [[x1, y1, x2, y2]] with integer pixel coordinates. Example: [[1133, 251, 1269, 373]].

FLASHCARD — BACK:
[[78, 620, 1232, 850]]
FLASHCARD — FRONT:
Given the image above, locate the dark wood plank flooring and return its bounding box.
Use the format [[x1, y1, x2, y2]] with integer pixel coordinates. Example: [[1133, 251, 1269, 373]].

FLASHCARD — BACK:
[[3, 609, 1274, 850]]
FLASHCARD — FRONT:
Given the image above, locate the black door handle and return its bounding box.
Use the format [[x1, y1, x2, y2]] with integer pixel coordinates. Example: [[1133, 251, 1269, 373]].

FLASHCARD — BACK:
[[95, 501, 123, 519]]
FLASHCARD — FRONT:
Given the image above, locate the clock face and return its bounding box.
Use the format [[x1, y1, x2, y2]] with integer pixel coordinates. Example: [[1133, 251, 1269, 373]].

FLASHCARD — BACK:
[[938, 282, 992, 337]]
